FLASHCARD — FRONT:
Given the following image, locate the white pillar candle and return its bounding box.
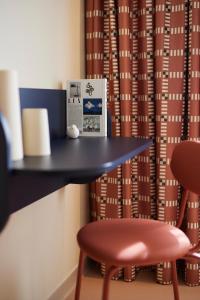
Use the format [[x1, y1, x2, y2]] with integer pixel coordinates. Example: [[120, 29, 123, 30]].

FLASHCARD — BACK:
[[0, 70, 23, 160], [22, 108, 51, 156]]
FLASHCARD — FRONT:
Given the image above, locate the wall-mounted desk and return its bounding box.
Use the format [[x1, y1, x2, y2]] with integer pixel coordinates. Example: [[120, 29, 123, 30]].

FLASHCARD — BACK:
[[0, 88, 152, 231]]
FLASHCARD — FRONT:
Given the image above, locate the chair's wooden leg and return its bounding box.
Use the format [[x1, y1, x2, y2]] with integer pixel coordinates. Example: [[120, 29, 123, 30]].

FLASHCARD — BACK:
[[102, 266, 119, 300], [74, 251, 86, 300], [171, 261, 180, 300]]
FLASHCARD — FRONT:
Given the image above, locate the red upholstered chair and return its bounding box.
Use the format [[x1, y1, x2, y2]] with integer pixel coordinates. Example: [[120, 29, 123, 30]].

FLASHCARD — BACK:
[[74, 141, 200, 300]]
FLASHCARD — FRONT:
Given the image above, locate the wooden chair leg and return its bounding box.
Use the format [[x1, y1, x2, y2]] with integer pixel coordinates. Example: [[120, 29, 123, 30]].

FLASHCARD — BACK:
[[102, 266, 119, 300], [74, 251, 86, 300], [171, 261, 180, 300]]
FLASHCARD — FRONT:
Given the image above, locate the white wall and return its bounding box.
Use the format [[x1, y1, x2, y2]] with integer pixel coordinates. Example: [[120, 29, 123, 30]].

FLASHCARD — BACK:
[[0, 1, 88, 299]]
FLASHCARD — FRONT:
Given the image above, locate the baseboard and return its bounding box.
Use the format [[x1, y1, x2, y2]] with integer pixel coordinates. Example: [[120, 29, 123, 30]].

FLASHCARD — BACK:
[[47, 266, 77, 300]]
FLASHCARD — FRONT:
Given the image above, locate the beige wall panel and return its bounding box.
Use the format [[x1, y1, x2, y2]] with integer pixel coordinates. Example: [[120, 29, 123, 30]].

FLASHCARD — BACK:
[[0, 1, 88, 299]]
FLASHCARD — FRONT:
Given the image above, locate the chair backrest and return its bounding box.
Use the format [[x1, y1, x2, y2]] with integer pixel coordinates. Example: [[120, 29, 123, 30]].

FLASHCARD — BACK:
[[0, 113, 11, 232], [171, 140, 200, 195]]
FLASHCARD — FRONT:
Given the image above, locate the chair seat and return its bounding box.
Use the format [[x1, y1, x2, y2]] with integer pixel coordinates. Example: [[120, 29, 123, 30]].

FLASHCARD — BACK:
[[77, 218, 191, 267]]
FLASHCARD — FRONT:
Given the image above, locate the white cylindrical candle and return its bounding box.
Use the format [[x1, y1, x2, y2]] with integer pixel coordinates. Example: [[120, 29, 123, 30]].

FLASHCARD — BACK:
[[22, 108, 51, 156], [0, 70, 23, 160]]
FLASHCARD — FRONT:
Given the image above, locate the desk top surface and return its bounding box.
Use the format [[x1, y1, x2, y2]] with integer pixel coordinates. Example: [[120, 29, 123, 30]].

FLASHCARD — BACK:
[[12, 137, 152, 179]]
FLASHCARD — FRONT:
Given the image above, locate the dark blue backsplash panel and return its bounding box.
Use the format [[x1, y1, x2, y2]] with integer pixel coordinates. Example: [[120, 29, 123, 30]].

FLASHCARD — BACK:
[[19, 88, 66, 139]]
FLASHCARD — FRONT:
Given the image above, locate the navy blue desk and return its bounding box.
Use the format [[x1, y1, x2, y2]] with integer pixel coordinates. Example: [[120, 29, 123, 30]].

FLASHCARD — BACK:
[[9, 136, 151, 213], [0, 88, 152, 231]]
